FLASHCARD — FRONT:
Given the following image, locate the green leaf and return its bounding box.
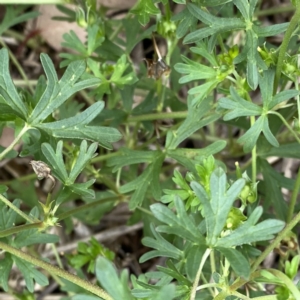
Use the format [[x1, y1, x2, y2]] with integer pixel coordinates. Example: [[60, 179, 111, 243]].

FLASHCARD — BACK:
[[151, 196, 205, 244], [0, 254, 13, 292], [140, 224, 184, 262], [13, 256, 48, 292], [120, 164, 153, 209], [246, 30, 259, 90], [233, 0, 250, 20], [124, 19, 156, 54], [238, 116, 264, 152], [68, 141, 98, 183], [259, 158, 288, 220], [131, 0, 160, 26], [157, 262, 191, 286], [269, 90, 300, 110], [70, 180, 96, 199], [0, 199, 20, 230], [201, 0, 232, 5], [107, 148, 156, 172], [184, 4, 245, 44], [166, 97, 220, 149], [0, 49, 28, 119], [238, 115, 279, 152], [28, 55, 100, 124], [110, 55, 138, 87], [0, 6, 39, 36], [41, 141, 68, 182], [191, 168, 245, 246], [175, 56, 217, 83], [185, 245, 206, 281], [218, 87, 262, 120], [95, 257, 133, 300], [191, 45, 218, 67], [0, 185, 8, 194], [258, 143, 300, 159], [216, 206, 285, 247], [87, 24, 104, 55], [167, 141, 227, 172], [0, 146, 18, 159], [262, 117, 279, 147], [172, 8, 197, 39], [36, 102, 122, 149], [13, 228, 58, 248], [61, 30, 87, 56], [254, 23, 289, 37], [216, 247, 250, 278]]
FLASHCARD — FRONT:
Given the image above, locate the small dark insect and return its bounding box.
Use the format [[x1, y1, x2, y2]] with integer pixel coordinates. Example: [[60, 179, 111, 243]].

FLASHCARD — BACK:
[[144, 35, 170, 80], [30, 160, 55, 190]]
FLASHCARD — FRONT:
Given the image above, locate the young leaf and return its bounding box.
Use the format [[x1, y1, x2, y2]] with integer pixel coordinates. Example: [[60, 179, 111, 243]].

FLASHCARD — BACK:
[[68, 140, 98, 183], [216, 206, 285, 247], [191, 168, 245, 246], [41, 141, 68, 183], [130, 0, 160, 26], [95, 256, 133, 300], [0, 49, 28, 119]]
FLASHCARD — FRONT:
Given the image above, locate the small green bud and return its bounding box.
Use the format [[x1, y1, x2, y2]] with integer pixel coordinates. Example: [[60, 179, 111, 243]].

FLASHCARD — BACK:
[[225, 207, 247, 230], [76, 7, 88, 28], [228, 45, 239, 59]]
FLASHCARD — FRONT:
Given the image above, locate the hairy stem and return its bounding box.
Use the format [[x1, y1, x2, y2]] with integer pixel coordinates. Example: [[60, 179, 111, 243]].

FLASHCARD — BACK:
[[0, 241, 113, 300]]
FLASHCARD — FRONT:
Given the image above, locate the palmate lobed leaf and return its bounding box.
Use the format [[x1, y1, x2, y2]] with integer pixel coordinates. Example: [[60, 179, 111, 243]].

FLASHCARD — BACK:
[[41, 141, 68, 182], [28, 54, 100, 124], [13, 256, 48, 293], [140, 224, 184, 263], [191, 168, 245, 246], [36, 102, 122, 149], [151, 197, 205, 244]]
